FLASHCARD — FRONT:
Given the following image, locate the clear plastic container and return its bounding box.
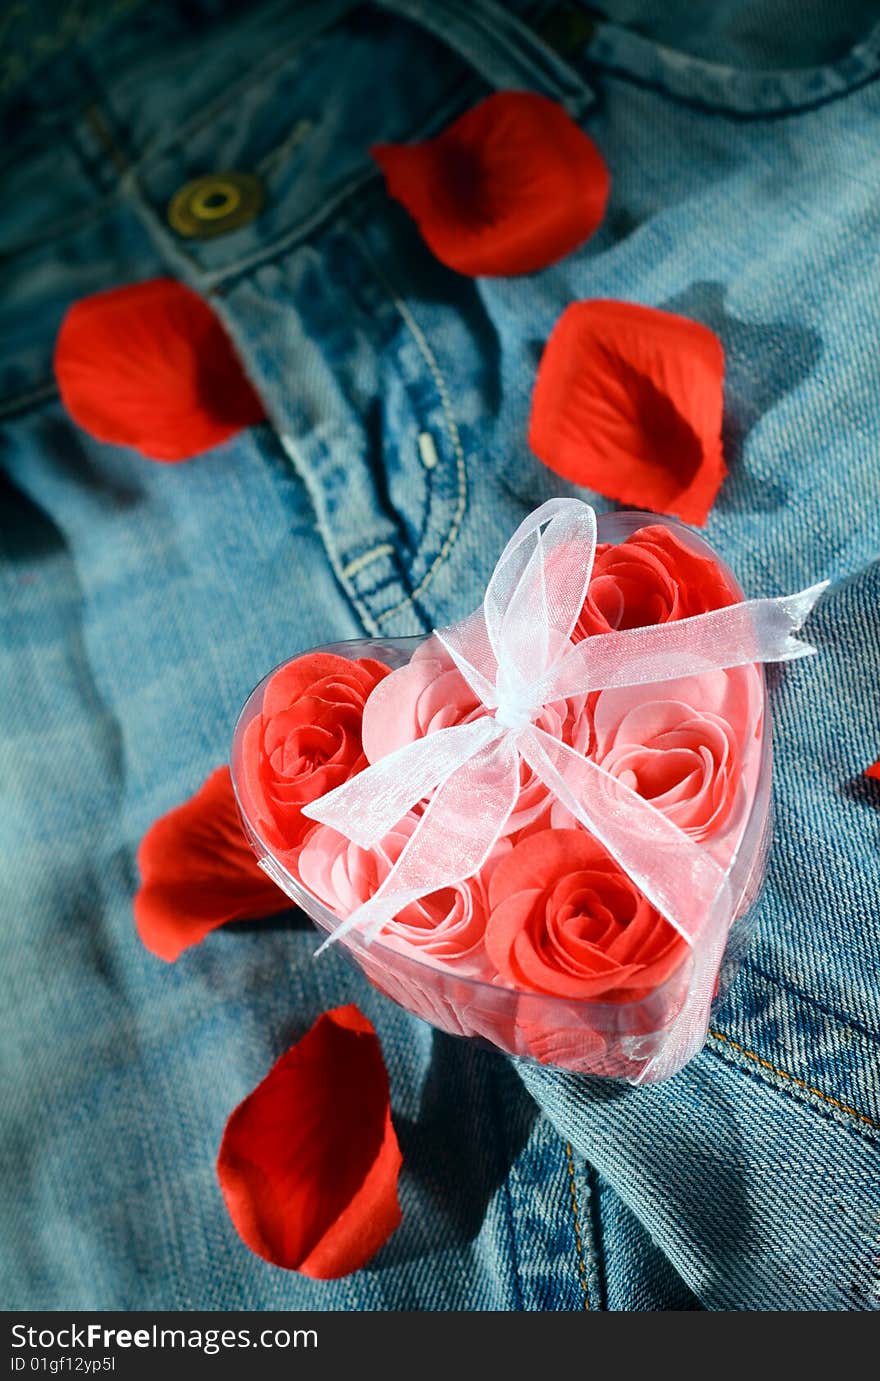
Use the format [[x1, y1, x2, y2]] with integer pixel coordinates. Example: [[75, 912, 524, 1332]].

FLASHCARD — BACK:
[[231, 511, 771, 1082]]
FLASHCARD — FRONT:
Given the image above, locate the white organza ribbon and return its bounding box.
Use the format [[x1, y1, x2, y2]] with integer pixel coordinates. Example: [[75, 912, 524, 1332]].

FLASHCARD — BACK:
[[302, 499, 826, 1078]]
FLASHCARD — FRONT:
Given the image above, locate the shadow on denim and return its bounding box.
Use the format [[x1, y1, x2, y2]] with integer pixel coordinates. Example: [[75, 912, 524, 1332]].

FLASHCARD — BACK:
[[383, 1033, 538, 1264], [662, 280, 823, 513]]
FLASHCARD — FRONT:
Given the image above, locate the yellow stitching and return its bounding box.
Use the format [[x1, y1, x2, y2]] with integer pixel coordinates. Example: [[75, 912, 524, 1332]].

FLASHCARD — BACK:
[[341, 543, 394, 580], [84, 103, 129, 176], [707, 1029, 879, 1130], [257, 118, 313, 178], [564, 1142, 591, 1311], [1, 0, 139, 96]]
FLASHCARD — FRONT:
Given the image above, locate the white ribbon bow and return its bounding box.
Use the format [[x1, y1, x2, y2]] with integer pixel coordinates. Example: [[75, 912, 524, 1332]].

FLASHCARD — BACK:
[[302, 499, 825, 1077]]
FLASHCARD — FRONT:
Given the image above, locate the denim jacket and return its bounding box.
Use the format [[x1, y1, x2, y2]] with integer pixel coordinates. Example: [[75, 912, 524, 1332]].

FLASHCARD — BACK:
[[1, 0, 878, 1310]]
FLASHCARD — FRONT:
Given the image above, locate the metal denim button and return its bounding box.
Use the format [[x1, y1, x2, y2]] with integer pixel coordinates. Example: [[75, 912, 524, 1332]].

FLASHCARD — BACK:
[[167, 172, 264, 239]]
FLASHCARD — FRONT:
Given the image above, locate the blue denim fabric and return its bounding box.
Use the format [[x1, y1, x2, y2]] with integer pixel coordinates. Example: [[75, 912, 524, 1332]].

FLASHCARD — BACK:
[[1, 0, 878, 1310]]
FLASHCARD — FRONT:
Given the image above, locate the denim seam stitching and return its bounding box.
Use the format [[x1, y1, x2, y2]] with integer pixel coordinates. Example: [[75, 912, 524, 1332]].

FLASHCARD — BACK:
[[583, 56, 880, 122], [583, 1160, 608, 1310], [0, 0, 145, 105], [2, 66, 478, 269], [113, 179, 388, 639], [341, 543, 396, 580], [201, 77, 482, 290], [376, 300, 467, 622], [347, 228, 468, 626], [256, 117, 314, 179], [83, 99, 129, 177], [1, 193, 119, 259], [273, 434, 382, 638], [202, 170, 377, 289], [0, 380, 59, 418], [564, 1141, 591, 1311], [380, 0, 593, 114], [349, 570, 411, 604], [133, 0, 357, 160], [707, 1028, 879, 1135], [743, 961, 880, 1046], [501, 1174, 525, 1311], [2, 86, 127, 258], [137, 191, 408, 638], [493, 1086, 525, 1311]]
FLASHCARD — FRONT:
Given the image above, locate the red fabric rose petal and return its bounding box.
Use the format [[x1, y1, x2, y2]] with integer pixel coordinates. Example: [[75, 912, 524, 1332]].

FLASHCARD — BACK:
[[865, 761, 880, 781], [529, 300, 726, 525], [371, 91, 609, 277], [217, 1005, 402, 1277], [134, 765, 289, 962], [54, 278, 265, 461]]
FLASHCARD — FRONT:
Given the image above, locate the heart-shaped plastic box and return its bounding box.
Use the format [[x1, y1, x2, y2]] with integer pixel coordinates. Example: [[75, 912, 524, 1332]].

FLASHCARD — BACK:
[[231, 511, 771, 1082]]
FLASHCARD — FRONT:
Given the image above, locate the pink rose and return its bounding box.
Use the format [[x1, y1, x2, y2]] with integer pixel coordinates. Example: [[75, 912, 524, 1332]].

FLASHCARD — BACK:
[[561, 667, 762, 854], [362, 639, 591, 834], [297, 811, 508, 974], [361, 638, 480, 760]]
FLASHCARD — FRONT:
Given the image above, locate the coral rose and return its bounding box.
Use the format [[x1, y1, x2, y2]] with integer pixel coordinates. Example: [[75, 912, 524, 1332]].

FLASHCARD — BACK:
[[576, 525, 737, 639], [485, 829, 687, 1002], [238, 652, 389, 857]]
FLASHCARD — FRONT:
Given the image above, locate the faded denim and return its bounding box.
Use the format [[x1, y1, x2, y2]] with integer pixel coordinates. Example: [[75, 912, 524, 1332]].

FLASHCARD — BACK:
[[1, 0, 878, 1310]]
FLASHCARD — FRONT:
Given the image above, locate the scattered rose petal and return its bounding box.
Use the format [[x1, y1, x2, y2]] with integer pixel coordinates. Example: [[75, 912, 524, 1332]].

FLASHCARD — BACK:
[[865, 761, 880, 781], [54, 278, 265, 461], [372, 91, 609, 276], [529, 300, 726, 524], [135, 765, 289, 962], [217, 1005, 402, 1277]]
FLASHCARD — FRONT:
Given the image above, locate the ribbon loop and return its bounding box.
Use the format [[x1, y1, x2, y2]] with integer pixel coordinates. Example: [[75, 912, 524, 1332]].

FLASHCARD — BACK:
[[316, 732, 521, 952], [302, 717, 501, 848], [437, 498, 598, 711]]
